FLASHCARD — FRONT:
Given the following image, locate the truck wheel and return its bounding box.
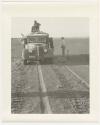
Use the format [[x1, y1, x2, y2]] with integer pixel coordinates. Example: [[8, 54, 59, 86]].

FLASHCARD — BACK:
[[23, 59, 27, 65]]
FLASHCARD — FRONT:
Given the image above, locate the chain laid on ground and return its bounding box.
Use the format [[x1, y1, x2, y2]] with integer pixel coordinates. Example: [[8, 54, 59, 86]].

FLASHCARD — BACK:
[[36, 61, 52, 114], [36, 46, 52, 114]]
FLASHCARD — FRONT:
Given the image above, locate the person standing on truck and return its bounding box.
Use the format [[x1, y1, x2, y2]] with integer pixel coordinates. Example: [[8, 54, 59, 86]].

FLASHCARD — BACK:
[[35, 20, 41, 31], [31, 20, 41, 32]]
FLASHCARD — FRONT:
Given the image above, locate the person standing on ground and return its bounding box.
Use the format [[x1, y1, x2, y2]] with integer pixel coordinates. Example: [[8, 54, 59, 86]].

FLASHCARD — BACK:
[[49, 37, 54, 49], [61, 37, 66, 56]]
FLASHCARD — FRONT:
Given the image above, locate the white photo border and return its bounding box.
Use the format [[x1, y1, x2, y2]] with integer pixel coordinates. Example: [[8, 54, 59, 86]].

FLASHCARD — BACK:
[[1, 1, 99, 122]]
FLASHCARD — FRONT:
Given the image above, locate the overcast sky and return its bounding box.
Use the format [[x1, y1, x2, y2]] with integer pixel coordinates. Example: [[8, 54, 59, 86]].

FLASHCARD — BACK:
[[12, 17, 89, 38]]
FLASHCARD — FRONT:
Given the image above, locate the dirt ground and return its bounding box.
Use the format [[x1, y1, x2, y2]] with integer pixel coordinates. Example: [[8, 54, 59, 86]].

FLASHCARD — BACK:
[[11, 38, 89, 114]]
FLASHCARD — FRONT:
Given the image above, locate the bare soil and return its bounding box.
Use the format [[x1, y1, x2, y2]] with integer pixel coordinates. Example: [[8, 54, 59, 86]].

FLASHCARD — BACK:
[[11, 38, 89, 114]]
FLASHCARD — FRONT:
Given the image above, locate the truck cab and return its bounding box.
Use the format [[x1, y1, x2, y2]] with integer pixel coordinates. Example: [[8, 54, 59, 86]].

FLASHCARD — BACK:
[[22, 32, 54, 65]]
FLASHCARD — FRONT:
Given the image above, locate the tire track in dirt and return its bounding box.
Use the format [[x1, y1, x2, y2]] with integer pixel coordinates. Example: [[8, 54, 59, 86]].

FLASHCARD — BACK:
[[51, 65, 89, 113], [65, 65, 89, 89], [11, 59, 27, 113], [41, 64, 89, 113], [11, 59, 41, 113], [41, 65, 76, 113], [52, 65, 89, 90]]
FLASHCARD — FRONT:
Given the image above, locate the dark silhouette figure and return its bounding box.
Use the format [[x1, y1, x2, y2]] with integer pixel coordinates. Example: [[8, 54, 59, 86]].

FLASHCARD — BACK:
[[61, 37, 66, 56], [31, 20, 41, 32], [67, 49, 69, 59], [61, 44, 66, 56]]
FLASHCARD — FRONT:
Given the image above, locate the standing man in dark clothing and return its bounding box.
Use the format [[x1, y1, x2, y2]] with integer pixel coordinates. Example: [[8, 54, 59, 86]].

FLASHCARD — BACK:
[[61, 37, 66, 56], [49, 37, 54, 49]]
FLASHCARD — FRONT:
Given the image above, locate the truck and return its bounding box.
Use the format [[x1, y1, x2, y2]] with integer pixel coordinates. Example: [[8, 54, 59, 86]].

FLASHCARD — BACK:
[[21, 26, 54, 65]]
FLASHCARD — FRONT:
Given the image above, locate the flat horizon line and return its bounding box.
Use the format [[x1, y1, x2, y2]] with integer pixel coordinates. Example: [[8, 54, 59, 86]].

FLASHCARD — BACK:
[[11, 37, 89, 39]]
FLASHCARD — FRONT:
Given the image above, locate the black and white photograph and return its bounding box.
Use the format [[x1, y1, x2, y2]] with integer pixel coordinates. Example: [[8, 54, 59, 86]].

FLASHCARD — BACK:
[[11, 17, 89, 114]]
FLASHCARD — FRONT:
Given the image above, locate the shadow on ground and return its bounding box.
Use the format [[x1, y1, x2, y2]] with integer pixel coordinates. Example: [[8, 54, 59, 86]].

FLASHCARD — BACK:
[[27, 54, 89, 66], [12, 89, 89, 99]]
